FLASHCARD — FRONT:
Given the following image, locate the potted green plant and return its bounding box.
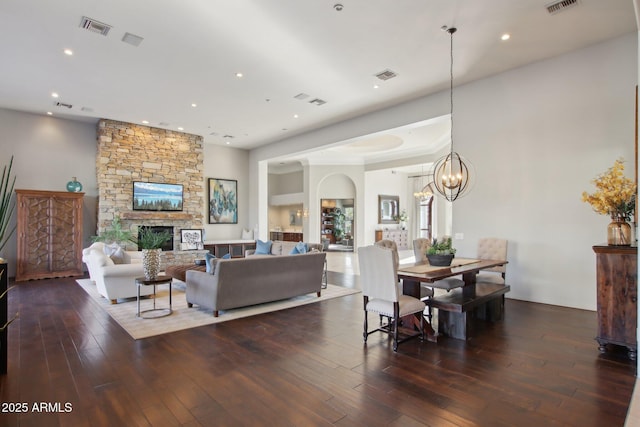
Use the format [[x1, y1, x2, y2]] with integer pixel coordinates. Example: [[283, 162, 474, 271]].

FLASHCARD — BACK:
[[136, 227, 172, 280], [0, 156, 16, 375], [426, 237, 456, 266], [91, 215, 136, 248]]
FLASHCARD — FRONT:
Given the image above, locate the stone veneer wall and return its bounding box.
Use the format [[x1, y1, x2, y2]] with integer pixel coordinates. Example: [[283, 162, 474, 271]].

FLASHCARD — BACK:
[[96, 119, 205, 266]]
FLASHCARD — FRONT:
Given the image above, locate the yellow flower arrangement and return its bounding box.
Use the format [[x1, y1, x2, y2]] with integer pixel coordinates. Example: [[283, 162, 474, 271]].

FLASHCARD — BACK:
[[582, 158, 636, 219]]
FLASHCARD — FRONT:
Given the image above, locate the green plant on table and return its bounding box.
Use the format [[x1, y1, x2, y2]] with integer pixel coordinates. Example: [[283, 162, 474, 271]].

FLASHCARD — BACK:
[[427, 237, 456, 255]]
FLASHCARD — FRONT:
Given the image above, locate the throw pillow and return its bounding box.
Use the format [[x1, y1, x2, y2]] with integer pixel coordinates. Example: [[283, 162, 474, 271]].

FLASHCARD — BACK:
[[289, 242, 308, 255], [255, 239, 272, 255], [222, 253, 231, 259], [103, 242, 125, 264], [205, 252, 217, 274], [241, 228, 254, 240]]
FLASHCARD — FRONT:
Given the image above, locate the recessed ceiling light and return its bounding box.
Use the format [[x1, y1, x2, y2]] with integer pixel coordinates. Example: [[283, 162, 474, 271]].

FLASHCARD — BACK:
[[501, 33, 511, 41], [293, 114, 299, 119], [51, 92, 59, 98], [225, 140, 231, 145], [236, 72, 243, 78], [373, 84, 379, 89], [142, 120, 149, 124], [191, 103, 197, 108], [46, 111, 53, 115], [63, 49, 73, 56], [177, 127, 184, 131]]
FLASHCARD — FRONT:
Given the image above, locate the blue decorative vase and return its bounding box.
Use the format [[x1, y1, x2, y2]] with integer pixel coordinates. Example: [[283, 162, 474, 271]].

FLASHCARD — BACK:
[[66, 177, 83, 192]]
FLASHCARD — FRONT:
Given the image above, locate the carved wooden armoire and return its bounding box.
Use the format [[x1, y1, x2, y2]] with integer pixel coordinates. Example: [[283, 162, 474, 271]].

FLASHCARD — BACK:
[[15, 190, 84, 281]]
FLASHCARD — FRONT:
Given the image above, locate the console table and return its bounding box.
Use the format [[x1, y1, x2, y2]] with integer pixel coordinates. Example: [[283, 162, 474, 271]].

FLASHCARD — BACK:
[[204, 240, 256, 258], [593, 245, 637, 360]]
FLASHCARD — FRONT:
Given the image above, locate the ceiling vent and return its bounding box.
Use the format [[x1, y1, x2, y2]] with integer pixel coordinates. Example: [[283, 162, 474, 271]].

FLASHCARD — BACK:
[[546, 0, 579, 15], [80, 106, 93, 112], [309, 98, 327, 106], [122, 32, 144, 47], [222, 135, 235, 139], [79, 16, 112, 36], [54, 101, 72, 109], [294, 93, 310, 100], [374, 69, 398, 81]]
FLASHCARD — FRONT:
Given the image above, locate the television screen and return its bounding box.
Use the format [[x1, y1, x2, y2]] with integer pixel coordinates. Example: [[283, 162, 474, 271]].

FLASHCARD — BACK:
[[133, 182, 183, 211]]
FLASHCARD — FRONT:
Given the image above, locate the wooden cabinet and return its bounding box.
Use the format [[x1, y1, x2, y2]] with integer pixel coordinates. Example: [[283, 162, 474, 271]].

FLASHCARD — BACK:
[[375, 229, 409, 250], [593, 245, 637, 360], [204, 240, 256, 258], [269, 232, 303, 242], [16, 190, 84, 281]]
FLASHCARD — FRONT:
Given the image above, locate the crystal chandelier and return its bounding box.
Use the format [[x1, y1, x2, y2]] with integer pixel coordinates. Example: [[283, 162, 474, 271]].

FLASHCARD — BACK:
[[433, 27, 473, 202]]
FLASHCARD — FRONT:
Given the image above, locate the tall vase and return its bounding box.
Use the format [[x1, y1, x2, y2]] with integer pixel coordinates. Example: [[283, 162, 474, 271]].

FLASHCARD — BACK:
[[607, 216, 632, 246], [142, 249, 161, 280]]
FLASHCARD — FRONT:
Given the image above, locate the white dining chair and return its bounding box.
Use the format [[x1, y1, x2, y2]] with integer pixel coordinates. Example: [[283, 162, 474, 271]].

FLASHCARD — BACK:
[[358, 245, 425, 351]]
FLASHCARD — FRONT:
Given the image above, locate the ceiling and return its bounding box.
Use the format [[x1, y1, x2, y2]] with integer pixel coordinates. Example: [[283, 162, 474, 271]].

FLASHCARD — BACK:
[[0, 0, 637, 169]]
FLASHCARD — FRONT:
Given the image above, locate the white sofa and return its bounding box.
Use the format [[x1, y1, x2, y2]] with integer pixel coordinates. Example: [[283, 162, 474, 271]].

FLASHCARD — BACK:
[[82, 242, 154, 304]]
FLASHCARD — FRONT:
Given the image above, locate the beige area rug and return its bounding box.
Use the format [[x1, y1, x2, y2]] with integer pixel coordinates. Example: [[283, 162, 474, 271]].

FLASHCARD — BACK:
[[76, 279, 360, 340]]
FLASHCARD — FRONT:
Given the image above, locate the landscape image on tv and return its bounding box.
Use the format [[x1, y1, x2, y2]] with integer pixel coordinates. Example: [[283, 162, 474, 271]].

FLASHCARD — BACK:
[[133, 182, 183, 211]]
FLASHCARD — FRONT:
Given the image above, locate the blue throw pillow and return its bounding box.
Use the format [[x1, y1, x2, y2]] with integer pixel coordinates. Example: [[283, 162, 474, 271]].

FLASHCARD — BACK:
[[255, 239, 272, 255], [205, 252, 217, 274], [290, 242, 308, 255], [222, 253, 231, 259]]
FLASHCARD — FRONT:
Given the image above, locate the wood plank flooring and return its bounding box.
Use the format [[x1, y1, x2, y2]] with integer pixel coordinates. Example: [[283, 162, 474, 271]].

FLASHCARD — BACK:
[[0, 271, 636, 426]]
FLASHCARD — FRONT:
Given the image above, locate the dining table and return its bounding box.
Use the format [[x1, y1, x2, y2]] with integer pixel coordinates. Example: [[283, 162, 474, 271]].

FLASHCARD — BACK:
[[397, 257, 509, 341]]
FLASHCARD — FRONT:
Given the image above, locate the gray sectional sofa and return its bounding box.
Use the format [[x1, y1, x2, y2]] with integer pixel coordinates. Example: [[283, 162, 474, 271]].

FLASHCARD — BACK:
[[185, 251, 327, 316]]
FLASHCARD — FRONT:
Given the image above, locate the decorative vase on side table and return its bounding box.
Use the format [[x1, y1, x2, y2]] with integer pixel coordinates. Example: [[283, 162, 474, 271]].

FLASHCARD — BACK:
[[607, 215, 631, 246], [142, 248, 161, 280]]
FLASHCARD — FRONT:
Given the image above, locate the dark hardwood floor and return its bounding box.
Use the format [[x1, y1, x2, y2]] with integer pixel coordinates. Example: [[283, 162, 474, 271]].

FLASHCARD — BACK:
[[0, 271, 636, 426]]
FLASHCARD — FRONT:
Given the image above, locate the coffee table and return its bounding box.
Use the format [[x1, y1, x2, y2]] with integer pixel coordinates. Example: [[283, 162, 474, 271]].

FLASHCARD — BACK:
[[136, 276, 173, 318]]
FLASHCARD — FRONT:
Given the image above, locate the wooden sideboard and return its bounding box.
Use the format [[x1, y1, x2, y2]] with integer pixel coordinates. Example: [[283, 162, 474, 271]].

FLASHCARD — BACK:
[[269, 231, 303, 242], [593, 244, 637, 360], [204, 240, 256, 258], [375, 229, 409, 250], [16, 190, 84, 281]]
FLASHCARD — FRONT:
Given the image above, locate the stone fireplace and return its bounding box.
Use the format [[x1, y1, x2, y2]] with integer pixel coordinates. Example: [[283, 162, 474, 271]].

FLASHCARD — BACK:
[[96, 119, 207, 267]]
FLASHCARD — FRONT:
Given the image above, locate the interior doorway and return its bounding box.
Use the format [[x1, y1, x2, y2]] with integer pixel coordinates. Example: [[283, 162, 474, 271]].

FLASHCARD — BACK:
[[320, 199, 354, 252]]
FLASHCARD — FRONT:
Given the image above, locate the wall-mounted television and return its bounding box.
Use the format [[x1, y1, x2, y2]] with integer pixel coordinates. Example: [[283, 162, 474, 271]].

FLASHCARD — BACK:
[[133, 182, 183, 211]]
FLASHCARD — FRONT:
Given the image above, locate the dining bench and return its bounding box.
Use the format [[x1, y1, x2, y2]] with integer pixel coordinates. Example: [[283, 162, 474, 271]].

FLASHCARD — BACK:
[[429, 282, 510, 340]]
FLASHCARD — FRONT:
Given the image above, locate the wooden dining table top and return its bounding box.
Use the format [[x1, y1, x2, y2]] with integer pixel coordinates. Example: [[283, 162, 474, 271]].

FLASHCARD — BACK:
[[397, 258, 508, 284]]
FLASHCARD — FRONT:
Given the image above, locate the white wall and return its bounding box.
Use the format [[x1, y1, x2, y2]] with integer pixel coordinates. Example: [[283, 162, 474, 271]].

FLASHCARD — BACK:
[[202, 144, 250, 241], [248, 32, 636, 311], [0, 109, 98, 275], [451, 33, 637, 310]]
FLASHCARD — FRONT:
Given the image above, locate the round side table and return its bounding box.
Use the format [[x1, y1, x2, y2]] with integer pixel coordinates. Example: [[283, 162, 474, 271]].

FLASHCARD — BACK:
[[136, 276, 173, 318]]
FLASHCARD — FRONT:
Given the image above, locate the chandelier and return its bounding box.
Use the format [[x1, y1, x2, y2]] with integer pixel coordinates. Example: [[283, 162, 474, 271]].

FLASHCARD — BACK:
[[432, 27, 473, 202]]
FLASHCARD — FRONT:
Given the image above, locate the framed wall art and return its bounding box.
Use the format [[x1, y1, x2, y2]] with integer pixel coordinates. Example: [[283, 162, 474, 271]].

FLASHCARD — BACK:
[[180, 228, 203, 250], [208, 178, 238, 224]]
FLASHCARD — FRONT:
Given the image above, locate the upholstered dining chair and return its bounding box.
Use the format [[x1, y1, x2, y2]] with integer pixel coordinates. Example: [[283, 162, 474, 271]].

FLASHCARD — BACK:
[[476, 237, 508, 284], [413, 238, 431, 263], [358, 245, 425, 351], [374, 239, 399, 271]]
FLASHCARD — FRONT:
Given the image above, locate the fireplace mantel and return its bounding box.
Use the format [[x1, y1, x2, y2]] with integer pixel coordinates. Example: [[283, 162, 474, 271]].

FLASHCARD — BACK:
[[120, 212, 194, 221]]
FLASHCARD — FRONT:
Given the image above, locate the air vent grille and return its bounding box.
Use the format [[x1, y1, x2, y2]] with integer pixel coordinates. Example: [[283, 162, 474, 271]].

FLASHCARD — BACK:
[[374, 69, 398, 81], [546, 0, 579, 15], [294, 93, 309, 100], [309, 98, 326, 106], [222, 135, 235, 139], [80, 16, 112, 36], [54, 101, 73, 109]]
